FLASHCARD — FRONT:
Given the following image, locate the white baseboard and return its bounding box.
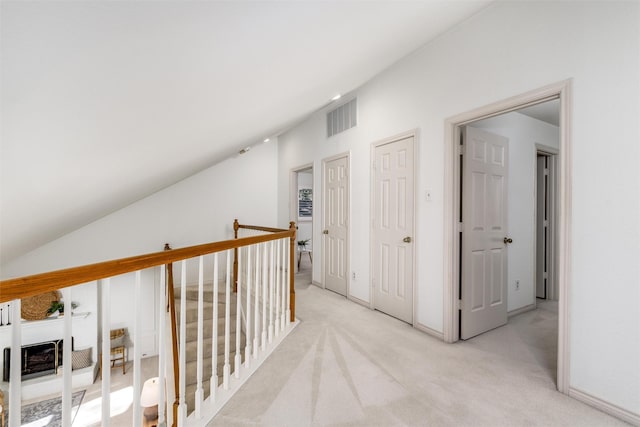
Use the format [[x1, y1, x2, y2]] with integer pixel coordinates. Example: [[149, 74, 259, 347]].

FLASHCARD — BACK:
[[414, 322, 444, 340], [311, 280, 323, 288], [347, 294, 370, 308], [508, 303, 536, 318], [569, 387, 640, 426]]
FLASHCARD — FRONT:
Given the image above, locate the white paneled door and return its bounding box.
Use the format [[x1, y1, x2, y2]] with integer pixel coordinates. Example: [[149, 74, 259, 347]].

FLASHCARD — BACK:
[[372, 135, 414, 323], [323, 155, 349, 296], [461, 126, 509, 340]]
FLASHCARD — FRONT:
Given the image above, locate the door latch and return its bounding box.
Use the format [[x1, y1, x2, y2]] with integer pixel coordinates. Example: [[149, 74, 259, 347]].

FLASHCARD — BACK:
[[403, 236, 412, 243], [323, 230, 329, 235], [503, 237, 513, 244]]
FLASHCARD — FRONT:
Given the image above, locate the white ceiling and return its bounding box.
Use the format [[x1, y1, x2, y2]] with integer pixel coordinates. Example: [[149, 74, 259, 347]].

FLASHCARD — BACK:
[[0, 1, 492, 265], [517, 100, 560, 126]]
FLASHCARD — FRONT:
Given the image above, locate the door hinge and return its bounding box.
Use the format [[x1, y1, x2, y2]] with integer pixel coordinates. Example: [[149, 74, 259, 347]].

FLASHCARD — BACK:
[[457, 222, 464, 232], [458, 145, 465, 156], [372, 161, 376, 170], [457, 299, 462, 310], [544, 168, 549, 176]]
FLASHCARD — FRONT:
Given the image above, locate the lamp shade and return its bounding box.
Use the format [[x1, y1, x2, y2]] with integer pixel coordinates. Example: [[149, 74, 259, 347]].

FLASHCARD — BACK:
[[140, 377, 160, 407]]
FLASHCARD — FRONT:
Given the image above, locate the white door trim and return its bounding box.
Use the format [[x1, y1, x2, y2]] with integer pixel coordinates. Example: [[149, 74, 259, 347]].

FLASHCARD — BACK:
[[321, 152, 351, 295], [290, 163, 314, 277], [443, 80, 572, 394], [369, 130, 418, 325], [289, 163, 314, 222]]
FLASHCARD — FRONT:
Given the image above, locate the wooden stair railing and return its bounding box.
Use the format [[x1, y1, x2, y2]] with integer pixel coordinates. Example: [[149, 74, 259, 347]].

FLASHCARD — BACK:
[[164, 243, 180, 427], [0, 220, 296, 427], [232, 219, 296, 322], [0, 226, 295, 304]]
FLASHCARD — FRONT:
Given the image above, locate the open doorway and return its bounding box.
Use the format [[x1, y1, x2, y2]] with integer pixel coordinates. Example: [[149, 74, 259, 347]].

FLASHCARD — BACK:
[[444, 81, 572, 394], [290, 165, 314, 284], [535, 146, 558, 302]]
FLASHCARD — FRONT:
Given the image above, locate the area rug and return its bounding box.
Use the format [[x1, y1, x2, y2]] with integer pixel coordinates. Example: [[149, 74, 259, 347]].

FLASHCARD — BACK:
[[4, 390, 85, 427]]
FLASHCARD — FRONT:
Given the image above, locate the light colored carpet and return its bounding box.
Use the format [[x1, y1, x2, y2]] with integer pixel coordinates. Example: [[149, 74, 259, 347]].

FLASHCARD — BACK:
[[26, 255, 621, 426], [211, 280, 624, 426]]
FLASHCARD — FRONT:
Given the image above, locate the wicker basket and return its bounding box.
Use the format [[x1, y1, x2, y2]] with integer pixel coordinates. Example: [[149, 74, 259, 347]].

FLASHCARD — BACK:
[[21, 291, 61, 321]]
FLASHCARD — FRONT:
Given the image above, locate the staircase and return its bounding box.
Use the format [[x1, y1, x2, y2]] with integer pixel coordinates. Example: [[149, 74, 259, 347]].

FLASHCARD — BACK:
[[175, 284, 246, 414]]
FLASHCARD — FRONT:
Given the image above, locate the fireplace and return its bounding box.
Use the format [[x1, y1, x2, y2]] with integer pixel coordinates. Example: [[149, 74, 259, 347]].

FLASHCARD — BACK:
[[3, 338, 73, 382]]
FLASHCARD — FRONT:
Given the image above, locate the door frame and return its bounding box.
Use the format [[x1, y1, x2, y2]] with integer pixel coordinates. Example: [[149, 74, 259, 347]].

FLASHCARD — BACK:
[[289, 163, 314, 222], [443, 80, 572, 394], [369, 130, 418, 325], [290, 163, 314, 273], [321, 152, 351, 295], [534, 145, 559, 302]]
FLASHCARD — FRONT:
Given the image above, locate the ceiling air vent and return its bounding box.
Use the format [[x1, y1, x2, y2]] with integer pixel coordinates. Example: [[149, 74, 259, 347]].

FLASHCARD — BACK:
[[327, 98, 357, 138]]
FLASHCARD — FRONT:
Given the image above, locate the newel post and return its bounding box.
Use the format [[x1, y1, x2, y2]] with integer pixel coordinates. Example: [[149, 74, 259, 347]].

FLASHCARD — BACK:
[[163, 244, 179, 427], [289, 221, 296, 321], [233, 219, 240, 293]]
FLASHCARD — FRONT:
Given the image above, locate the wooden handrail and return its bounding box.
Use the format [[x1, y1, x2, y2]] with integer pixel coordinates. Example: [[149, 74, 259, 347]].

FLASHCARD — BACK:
[[0, 229, 294, 304], [237, 224, 287, 234]]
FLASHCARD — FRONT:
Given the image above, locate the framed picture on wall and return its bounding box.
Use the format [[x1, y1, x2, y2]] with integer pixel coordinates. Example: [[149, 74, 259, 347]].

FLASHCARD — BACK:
[[298, 188, 312, 221]]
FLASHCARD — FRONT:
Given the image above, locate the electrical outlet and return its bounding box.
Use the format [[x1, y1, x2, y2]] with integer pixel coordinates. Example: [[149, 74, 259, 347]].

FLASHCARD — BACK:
[[515, 280, 520, 290], [352, 272, 356, 280]]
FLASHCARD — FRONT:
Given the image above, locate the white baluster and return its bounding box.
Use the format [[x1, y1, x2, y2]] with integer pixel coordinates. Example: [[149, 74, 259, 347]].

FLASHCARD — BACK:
[[281, 239, 287, 331], [245, 244, 252, 368], [158, 266, 166, 425], [9, 299, 21, 427], [235, 247, 242, 378], [275, 238, 281, 338], [100, 279, 111, 426], [268, 240, 275, 343], [133, 272, 142, 427], [223, 250, 231, 389], [62, 287, 72, 427], [286, 239, 291, 324], [261, 243, 268, 351], [210, 253, 219, 400], [178, 260, 187, 423], [253, 244, 260, 360], [195, 256, 204, 418]]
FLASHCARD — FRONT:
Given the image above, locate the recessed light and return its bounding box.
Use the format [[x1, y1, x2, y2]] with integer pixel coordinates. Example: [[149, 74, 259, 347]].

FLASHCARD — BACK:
[[263, 138, 270, 143], [331, 94, 341, 101]]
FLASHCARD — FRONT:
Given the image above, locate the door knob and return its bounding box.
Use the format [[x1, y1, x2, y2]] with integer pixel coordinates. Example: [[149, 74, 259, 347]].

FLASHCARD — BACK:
[[503, 237, 513, 244], [403, 236, 412, 243], [323, 230, 329, 235]]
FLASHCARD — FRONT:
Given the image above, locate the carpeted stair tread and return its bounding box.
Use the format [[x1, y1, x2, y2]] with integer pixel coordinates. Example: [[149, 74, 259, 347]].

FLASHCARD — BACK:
[[174, 285, 230, 303], [182, 316, 240, 342], [174, 283, 247, 417], [175, 299, 215, 322], [184, 335, 247, 362]]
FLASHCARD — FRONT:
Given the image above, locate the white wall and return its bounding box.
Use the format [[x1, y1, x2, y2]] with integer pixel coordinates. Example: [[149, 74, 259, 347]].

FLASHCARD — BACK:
[[470, 112, 559, 312], [278, 1, 639, 415], [2, 140, 279, 278], [2, 140, 279, 358]]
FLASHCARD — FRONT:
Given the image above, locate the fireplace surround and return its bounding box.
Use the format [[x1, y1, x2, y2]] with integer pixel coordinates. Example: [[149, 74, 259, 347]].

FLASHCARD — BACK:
[[3, 338, 73, 382]]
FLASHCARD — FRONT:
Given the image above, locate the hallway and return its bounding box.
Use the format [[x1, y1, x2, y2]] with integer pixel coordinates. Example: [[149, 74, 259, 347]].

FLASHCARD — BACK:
[[211, 280, 621, 426]]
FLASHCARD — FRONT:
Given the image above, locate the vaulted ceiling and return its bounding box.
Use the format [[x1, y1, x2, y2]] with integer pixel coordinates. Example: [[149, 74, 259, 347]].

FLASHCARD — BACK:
[[0, 1, 491, 265]]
